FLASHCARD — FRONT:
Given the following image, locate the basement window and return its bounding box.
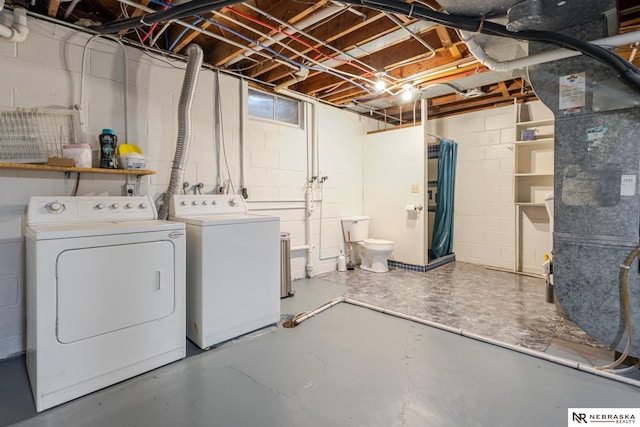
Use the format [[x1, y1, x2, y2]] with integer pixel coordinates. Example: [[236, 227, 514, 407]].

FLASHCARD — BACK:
[[248, 89, 301, 126]]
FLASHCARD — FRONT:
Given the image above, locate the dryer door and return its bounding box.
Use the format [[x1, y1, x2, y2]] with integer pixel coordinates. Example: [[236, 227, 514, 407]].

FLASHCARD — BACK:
[[56, 240, 176, 343]]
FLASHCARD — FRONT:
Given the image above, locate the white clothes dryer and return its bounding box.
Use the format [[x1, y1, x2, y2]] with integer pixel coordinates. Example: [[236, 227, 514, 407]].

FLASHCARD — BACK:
[[169, 195, 280, 349], [26, 196, 186, 412]]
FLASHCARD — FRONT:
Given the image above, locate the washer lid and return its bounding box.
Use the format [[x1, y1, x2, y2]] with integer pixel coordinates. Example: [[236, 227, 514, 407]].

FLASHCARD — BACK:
[[27, 220, 184, 240], [170, 213, 279, 226]]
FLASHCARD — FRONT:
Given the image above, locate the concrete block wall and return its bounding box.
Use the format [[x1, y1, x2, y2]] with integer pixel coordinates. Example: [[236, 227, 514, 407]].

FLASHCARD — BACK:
[[0, 17, 375, 359], [429, 101, 553, 272], [430, 105, 518, 269]]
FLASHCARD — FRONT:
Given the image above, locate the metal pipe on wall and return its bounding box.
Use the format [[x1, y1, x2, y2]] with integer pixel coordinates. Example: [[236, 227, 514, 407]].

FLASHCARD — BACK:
[[275, 89, 320, 278]]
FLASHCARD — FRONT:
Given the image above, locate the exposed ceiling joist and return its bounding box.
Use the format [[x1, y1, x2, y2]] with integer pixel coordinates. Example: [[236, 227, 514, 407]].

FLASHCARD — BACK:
[[29, 0, 639, 125]]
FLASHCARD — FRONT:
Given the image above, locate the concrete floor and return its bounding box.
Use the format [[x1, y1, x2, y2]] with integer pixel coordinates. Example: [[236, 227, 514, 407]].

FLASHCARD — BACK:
[[2, 265, 640, 426]]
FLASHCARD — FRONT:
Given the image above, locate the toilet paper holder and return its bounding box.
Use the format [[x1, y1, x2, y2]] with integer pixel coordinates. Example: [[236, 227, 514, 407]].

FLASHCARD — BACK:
[[405, 204, 423, 212]]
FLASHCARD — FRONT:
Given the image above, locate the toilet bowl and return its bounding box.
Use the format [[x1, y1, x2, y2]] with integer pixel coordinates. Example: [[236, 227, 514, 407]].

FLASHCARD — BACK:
[[341, 216, 394, 273], [358, 238, 394, 273]]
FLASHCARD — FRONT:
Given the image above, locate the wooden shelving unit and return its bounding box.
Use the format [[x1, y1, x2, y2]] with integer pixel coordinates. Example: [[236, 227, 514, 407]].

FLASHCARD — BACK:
[[514, 121, 554, 205], [0, 162, 155, 176], [513, 103, 554, 273]]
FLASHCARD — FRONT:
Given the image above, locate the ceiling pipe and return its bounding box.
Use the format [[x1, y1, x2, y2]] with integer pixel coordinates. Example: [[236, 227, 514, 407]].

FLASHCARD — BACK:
[[240, 2, 378, 74], [63, 0, 82, 19], [117, 0, 298, 72], [317, 20, 437, 77], [0, 4, 29, 42], [274, 68, 310, 93], [383, 11, 436, 59], [98, 0, 640, 93], [223, 3, 349, 68], [459, 29, 640, 72]]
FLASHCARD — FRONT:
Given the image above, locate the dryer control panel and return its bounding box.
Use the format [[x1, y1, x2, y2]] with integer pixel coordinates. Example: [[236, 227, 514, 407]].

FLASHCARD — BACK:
[[27, 196, 157, 225], [169, 195, 248, 217]]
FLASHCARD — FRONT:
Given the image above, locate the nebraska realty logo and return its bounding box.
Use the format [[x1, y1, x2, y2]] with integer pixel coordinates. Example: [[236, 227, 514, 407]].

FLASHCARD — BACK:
[[569, 408, 639, 424]]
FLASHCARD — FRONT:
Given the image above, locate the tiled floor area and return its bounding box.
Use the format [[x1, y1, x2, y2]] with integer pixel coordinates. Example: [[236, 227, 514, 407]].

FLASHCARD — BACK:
[[317, 261, 614, 364]]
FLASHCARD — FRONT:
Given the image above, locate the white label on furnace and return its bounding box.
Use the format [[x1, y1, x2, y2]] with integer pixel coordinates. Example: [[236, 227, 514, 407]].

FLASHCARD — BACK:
[[621, 175, 636, 196], [559, 72, 585, 110]]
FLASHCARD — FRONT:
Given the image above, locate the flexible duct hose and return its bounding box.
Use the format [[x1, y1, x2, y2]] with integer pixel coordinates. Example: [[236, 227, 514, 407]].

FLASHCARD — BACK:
[[597, 245, 640, 371], [158, 44, 203, 220]]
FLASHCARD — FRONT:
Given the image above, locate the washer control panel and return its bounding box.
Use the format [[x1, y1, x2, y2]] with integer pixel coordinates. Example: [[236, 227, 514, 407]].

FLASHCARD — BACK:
[[169, 195, 247, 217], [27, 196, 157, 225]]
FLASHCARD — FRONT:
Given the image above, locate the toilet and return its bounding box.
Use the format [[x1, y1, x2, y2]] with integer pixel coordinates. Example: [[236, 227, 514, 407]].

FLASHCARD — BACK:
[[341, 216, 394, 273]]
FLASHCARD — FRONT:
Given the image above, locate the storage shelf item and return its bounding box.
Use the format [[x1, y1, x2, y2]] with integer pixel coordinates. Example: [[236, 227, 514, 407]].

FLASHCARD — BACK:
[[0, 108, 81, 163], [0, 162, 155, 176], [516, 119, 554, 142]]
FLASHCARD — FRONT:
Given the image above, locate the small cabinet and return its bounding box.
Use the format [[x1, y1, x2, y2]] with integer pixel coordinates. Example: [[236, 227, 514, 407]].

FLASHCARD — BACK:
[[514, 119, 554, 205]]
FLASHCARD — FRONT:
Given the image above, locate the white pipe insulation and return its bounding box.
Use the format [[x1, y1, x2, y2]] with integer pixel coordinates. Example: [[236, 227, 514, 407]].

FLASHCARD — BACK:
[[0, 5, 29, 43], [460, 29, 640, 73]]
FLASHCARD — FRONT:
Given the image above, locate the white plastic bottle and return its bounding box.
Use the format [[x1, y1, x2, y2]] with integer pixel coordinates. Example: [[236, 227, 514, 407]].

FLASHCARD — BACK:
[[337, 250, 347, 272]]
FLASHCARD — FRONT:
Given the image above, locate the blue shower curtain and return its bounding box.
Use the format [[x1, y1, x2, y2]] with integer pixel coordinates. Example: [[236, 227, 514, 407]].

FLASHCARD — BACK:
[[431, 139, 458, 259]]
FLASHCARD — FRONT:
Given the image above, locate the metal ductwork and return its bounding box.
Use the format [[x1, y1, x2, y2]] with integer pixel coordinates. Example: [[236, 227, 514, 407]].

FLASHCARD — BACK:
[[520, 1, 640, 360], [158, 43, 204, 220]]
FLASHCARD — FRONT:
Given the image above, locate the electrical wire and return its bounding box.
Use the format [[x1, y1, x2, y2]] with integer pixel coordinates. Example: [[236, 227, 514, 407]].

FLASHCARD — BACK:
[[79, 34, 130, 144], [169, 17, 203, 50], [227, 5, 374, 76], [140, 0, 172, 43], [141, 0, 376, 92], [341, 0, 640, 92], [92, 0, 640, 94], [214, 70, 236, 194], [240, 2, 379, 75]]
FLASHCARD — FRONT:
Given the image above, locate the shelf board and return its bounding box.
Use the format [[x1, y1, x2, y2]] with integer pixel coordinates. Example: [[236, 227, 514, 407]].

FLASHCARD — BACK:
[[0, 162, 155, 175], [515, 202, 546, 207], [514, 172, 554, 177], [514, 138, 554, 145], [516, 119, 554, 127]]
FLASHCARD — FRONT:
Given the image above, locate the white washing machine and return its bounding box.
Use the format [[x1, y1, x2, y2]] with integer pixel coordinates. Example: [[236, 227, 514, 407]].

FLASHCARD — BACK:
[[169, 194, 280, 349], [26, 196, 186, 412]]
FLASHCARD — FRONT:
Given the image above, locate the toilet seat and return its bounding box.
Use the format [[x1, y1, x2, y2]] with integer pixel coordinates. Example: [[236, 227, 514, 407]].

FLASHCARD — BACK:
[[362, 238, 393, 249]]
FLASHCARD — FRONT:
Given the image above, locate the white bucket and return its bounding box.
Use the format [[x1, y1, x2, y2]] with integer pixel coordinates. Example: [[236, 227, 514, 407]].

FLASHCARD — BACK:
[[118, 153, 146, 170]]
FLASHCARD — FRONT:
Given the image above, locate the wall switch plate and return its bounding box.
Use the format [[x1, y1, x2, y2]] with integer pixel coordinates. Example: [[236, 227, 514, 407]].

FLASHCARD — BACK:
[[411, 184, 419, 193]]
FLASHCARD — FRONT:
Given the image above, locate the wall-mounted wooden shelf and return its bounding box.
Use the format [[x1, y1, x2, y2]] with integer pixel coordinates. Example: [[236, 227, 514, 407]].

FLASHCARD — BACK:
[[0, 162, 155, 176]]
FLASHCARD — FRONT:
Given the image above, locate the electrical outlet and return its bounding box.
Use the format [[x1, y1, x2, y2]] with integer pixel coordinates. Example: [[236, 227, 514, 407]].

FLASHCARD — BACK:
[[411, 184, 419, 193], [123, 184, 136, 196]]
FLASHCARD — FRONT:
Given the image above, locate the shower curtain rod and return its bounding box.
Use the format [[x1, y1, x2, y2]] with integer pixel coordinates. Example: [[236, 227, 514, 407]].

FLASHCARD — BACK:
[[427, 132, 447, 140]]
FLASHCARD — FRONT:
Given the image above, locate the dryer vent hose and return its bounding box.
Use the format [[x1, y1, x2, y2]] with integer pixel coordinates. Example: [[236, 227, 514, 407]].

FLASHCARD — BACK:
[[158, 44, 203, 220]]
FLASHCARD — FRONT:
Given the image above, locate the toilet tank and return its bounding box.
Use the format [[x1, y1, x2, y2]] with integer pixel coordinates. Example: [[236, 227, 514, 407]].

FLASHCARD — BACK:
[[341, 216, 369, 242]]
